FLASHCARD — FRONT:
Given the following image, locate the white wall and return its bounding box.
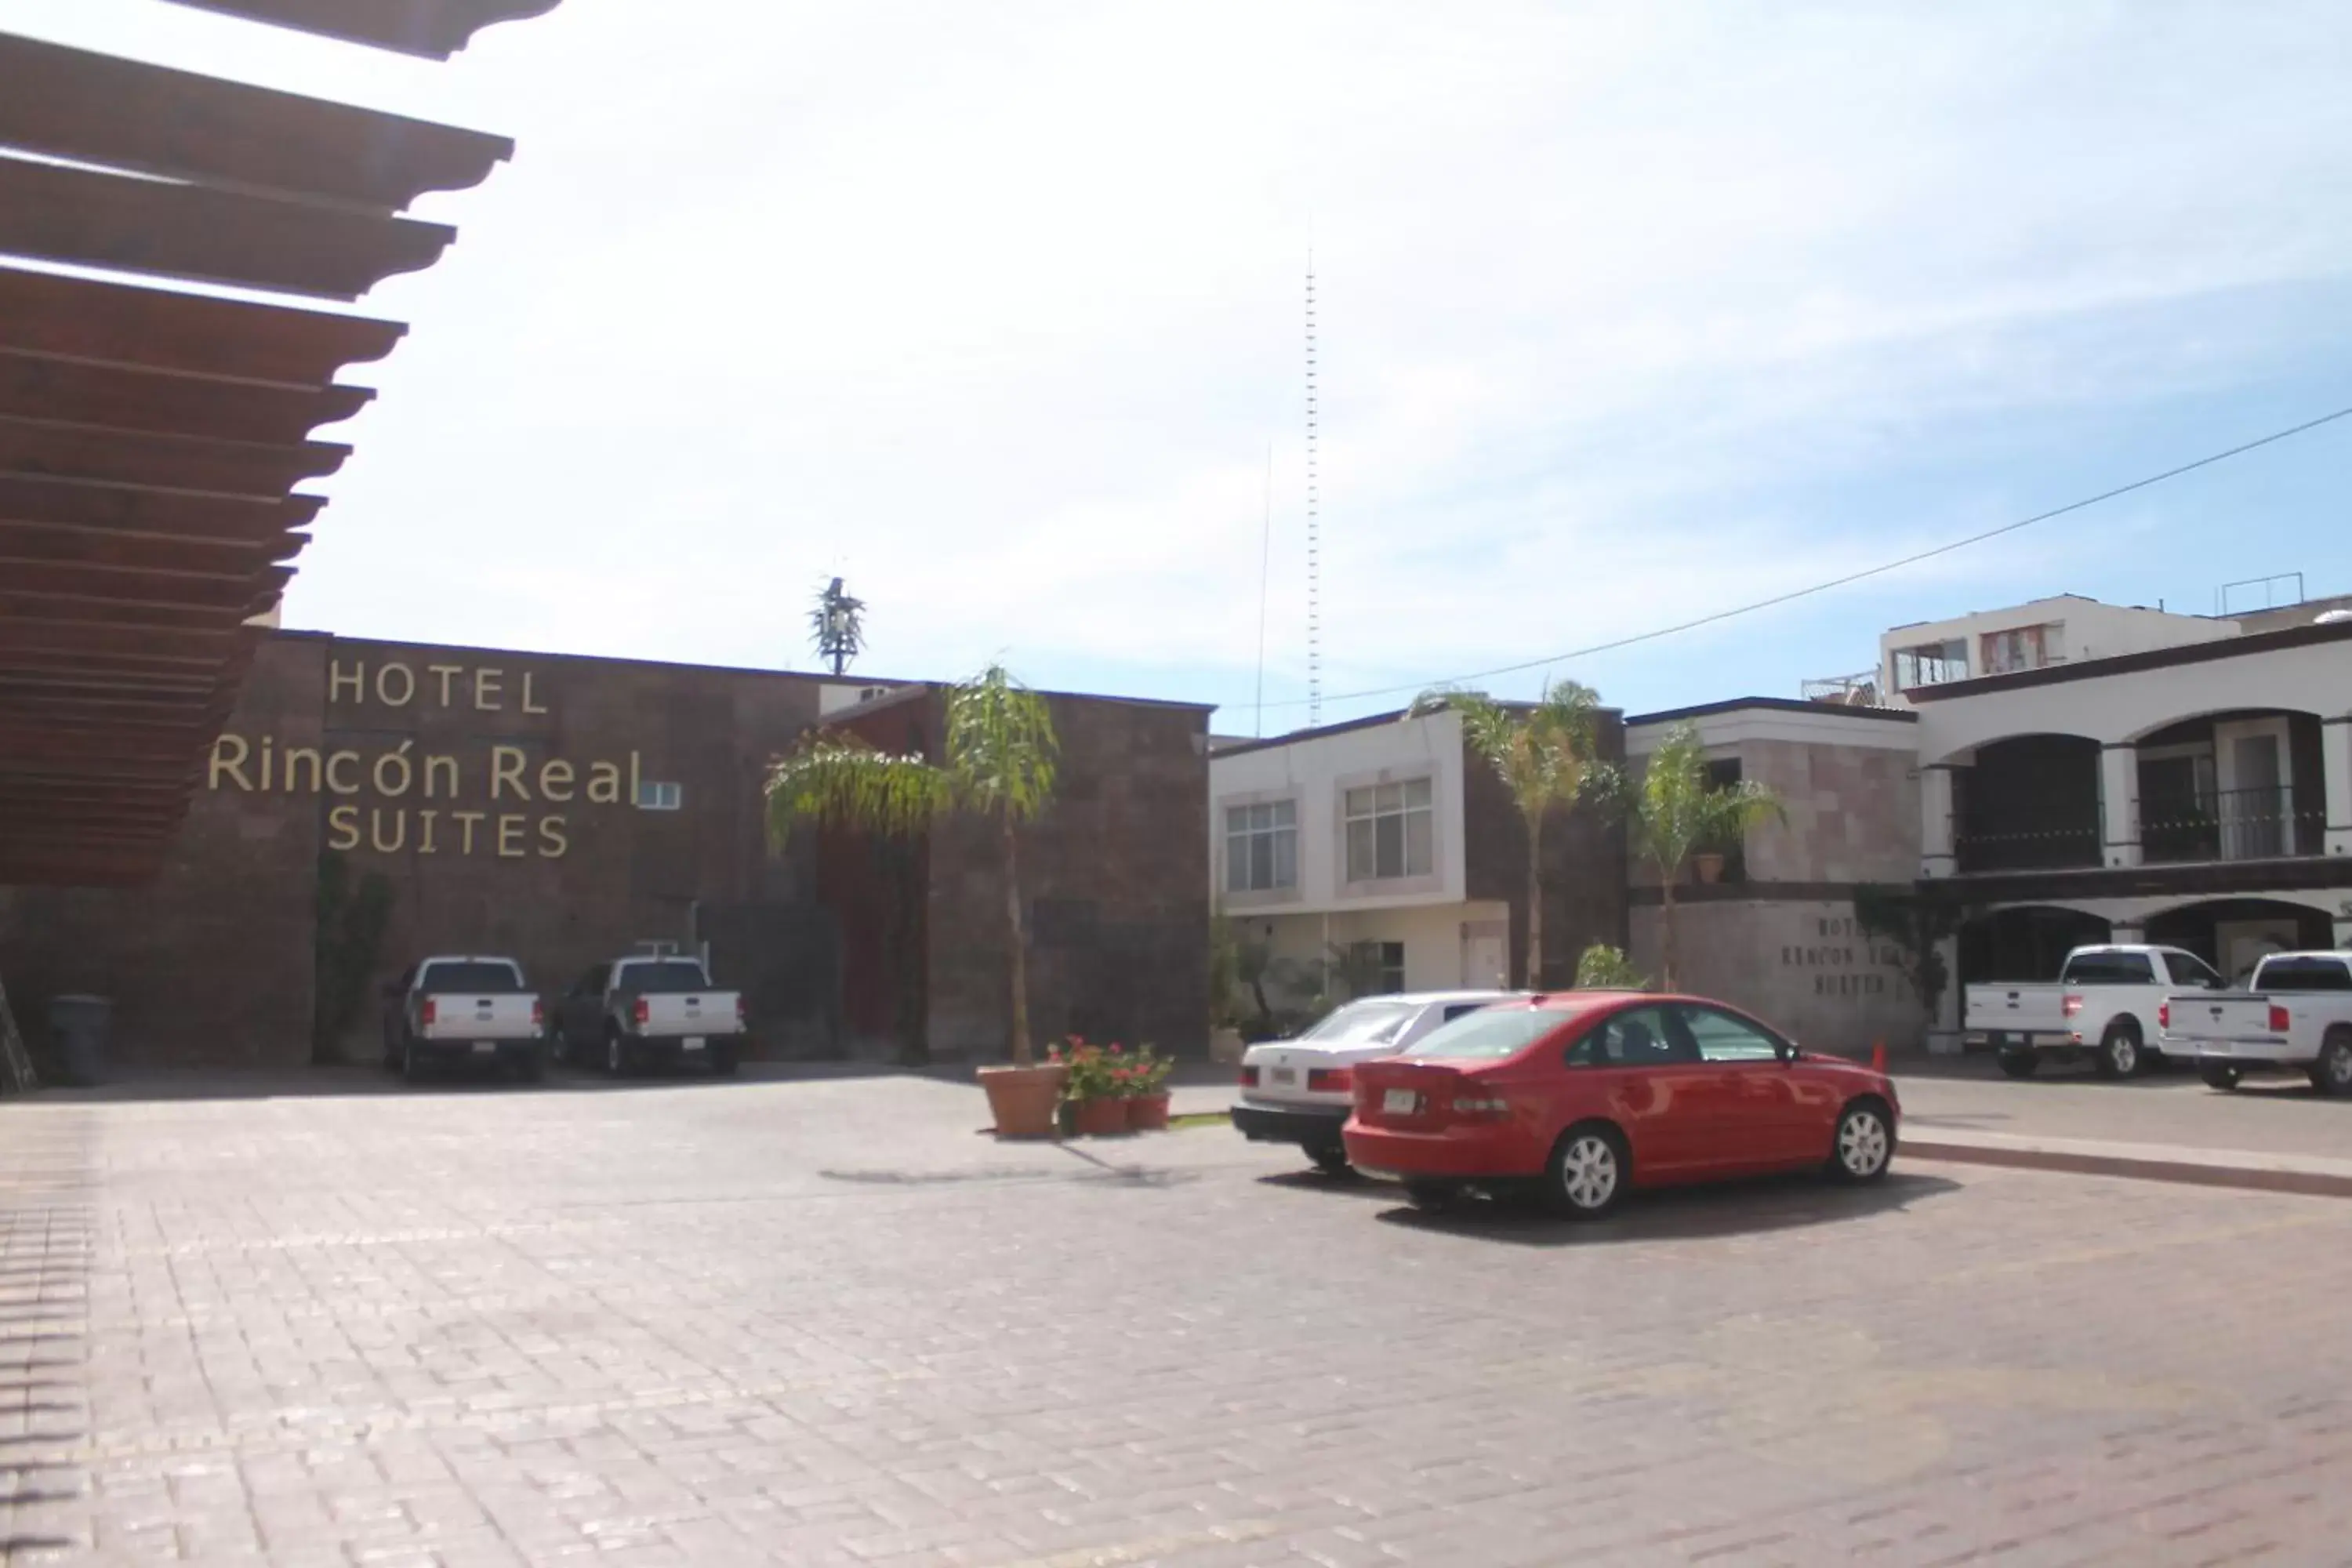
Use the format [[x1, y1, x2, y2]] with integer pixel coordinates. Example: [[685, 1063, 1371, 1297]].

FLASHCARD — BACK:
[[1914, 635, 2352, 762], [1210, 710, 1469, 914], [1236, 899, 1516, 1006], [1879, 597, 2238, 695]]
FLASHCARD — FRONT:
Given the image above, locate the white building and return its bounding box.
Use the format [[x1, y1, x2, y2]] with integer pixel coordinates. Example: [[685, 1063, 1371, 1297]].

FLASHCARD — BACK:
[[1208, 706, 1627, 1010], [1878, 593, 2239, 703], [1911, 611, 2352, 1022]]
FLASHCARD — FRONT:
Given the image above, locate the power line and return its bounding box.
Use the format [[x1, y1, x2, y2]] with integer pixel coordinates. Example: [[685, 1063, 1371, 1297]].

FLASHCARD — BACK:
[[1254, 401, 2352, 715]]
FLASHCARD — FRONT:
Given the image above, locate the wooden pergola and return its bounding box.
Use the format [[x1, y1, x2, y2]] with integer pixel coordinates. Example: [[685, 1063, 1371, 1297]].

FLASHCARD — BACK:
[[0, 0, 558, 887]]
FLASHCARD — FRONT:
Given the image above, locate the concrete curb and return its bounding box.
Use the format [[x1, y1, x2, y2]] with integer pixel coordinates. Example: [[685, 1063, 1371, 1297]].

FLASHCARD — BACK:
[[1904, 1131, 2352, 1200]]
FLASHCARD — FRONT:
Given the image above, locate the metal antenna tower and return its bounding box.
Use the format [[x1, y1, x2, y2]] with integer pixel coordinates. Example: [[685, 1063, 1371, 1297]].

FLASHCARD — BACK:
[[1305, 254, 1321, 724]]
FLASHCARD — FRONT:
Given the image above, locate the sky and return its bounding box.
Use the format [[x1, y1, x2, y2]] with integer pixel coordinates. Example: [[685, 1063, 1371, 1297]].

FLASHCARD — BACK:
[[9, 1, 2352, 731]]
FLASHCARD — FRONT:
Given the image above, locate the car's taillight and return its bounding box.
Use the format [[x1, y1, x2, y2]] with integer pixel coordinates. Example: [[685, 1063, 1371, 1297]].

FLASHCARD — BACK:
[[632, 996, 650, 1029], [2269, 1004, 2291, 1033], [1240, 1065, 1259, 1087], [2061, 994, 2083, 1019], [419, 998, 437, 1028], [531, 998, 544, 1029], [1450, 1095, 1510, 1119], [1308, 1067, 1352, 1094], [2158, 1003, 2170, 1030]]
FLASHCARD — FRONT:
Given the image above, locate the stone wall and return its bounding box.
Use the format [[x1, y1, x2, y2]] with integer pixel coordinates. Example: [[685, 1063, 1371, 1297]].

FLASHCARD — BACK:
[[1630, 899, 1926, 1054], [1460, 715, 1630, 988]]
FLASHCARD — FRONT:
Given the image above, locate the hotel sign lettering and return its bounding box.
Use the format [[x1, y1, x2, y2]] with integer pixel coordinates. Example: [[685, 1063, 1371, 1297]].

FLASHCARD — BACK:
[[205, 657, 659, 860]]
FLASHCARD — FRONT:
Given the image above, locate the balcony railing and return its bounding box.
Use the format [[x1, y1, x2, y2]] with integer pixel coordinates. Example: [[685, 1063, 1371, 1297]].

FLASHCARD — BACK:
[[2141, 787, 2325, 864], [1952, 817, 2102, 874]]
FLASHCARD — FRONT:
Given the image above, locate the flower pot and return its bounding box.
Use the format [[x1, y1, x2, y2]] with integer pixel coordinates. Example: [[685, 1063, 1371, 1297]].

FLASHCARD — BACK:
[[1127, 1092, 1171, 1131], [1693, 852, 1726, 884], [1072, 1095, 1129, 1137], [978, 1062, 1067, 1139]]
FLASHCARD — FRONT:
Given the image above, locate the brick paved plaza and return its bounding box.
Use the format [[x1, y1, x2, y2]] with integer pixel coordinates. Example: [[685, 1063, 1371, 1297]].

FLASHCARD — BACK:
[[6, 1069, 2352, 1566]]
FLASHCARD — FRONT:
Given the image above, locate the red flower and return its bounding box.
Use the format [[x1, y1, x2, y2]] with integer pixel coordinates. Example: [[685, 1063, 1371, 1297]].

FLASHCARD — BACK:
[[1109, 1044, 1123, 1055]]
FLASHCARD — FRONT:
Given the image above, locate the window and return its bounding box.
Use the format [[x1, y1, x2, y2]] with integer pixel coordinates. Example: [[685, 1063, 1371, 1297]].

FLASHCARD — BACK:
[[1350, 940, 1406, 995], [1573, 1006, 1697, 1067], [2058, 950, 2154, 985], [1980, 622, 2062, 676], [636, 779, 683, 811], [1223, 800, 1298, 893], [2158, 951, 2223, 991], [1298, 998, 1420, 1044], [1891, 639, 1968, 689], [1702, 757, 1748, 881], [1678, 1005, 1784, 1062], [2252, 956, 2352, 993], [1442, 1001, 1494, 1023], [1344, 778, 1434, 881], [1405, 1007, 1565, 1060]]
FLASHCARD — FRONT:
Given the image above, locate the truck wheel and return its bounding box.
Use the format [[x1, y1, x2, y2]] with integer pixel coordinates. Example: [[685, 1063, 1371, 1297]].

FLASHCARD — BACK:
[[401, 1035, 424, 1084], [711, 1045, 739, 1078], [1996, 1050, 2038, 1080], [604, 1029, 631, 1078], [2312, 1030, 2352, 1098], [2093, 1020, 2143, 1080], [2198, 1063, 2242, 1091]]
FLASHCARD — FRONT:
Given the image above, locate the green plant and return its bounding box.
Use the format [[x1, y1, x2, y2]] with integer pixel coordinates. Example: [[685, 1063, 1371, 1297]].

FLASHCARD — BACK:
[[1050, 1037, 1153, 1102], [312, 851, 394, 1061], [767, 664, 1058, 1065], [1632, 721, 1784, 989], [1410, 681, 1613, 988], [1574, 943, 1648, 990], [1853, 884, 1966, 1022]]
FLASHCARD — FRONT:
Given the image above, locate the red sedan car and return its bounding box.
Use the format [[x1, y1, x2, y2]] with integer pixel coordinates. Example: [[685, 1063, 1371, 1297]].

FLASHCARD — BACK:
[[1344, 991, 1898, 1218]]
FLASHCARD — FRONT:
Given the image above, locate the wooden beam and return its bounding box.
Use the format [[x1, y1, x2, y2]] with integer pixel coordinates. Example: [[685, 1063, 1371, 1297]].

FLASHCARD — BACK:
[[0, 562, 294, 610], [0, 415, 347, 499], [0, 619, 245, 662], [0, 266, 403, 383], [0, 520, 301, 577], [0, 34, 514, 212], [0, 473, 323, 544], [0, 590, 274, 630], [158, 0, 562, 61], [0, 158, 454, 303], [0, 350, 375, 445]]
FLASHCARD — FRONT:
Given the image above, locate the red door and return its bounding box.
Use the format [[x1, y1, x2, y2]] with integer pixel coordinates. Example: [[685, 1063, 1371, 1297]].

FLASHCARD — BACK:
[[1565, 1004, 1716, 1178], [1673, 1004, 1809, 1168]]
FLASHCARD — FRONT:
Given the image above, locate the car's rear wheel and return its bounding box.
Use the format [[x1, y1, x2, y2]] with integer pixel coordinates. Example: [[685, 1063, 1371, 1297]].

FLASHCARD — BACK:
[[2198, 1063, 2242, 1091], [2312, 1029, 2352, 1098], [1309, 1146, 1352, 1176], [1543, 1123, 1629, 1220], [1401, 1180, 1459, 1213], [1828, 1098, 1894, 1183], [2093, 1020, 2143, 1080], [1995, 1049, 2038, 1080]]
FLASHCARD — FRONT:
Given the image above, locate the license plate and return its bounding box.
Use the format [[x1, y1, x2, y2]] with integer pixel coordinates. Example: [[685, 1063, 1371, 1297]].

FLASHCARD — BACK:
[[470, 1041, 495, 1054], [1271, 1067, 1296, 1085], [1383, 1088, 1418, 1115], [682, 1037, 706, 1051]]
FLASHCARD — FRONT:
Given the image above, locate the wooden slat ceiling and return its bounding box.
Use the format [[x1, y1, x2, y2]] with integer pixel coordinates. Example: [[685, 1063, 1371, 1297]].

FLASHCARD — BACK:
[[0, 7, 555, 887]]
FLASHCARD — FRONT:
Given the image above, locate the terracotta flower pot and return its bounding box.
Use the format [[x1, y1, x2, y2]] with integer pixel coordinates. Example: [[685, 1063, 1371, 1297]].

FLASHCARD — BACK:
[[978, 1062, 1067, 1139], [1693, 852, 1726, 884], [1072, 1095, 1129, 1137], [1127, 1092, 1171, 1131]]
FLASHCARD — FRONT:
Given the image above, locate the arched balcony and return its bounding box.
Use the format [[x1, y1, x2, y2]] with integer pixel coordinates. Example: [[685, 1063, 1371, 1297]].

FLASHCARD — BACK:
[[2129, 710, 2327, 866], [1947, 734, 2103, 873]]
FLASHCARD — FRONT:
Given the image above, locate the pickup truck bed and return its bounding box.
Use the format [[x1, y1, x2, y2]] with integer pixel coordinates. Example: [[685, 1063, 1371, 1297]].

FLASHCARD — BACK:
[[2159, 952, 2352, 1096], [383, 956, 545, 1083]]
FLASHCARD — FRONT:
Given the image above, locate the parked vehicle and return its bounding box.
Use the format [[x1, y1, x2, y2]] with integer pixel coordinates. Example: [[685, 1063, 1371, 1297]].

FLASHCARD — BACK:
[[554, 955, 746, 1076], [1232, 991, 1526, 1171], [1343, 992, 1898, 1218], [1963, 944, 2226, 1080], [380, 956, 544, 1083], [2158, 950, 2352, 1096]]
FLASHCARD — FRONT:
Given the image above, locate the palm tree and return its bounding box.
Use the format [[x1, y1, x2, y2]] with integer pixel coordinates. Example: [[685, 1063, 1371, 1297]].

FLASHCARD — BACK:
[[1632, 720, 1784, 989], [764, 665, 1058, 1063], [1410, 681, 1612, 988]]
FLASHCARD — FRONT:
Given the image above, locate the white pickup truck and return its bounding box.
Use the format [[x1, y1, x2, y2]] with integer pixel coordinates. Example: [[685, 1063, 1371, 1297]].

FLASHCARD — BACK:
[[2159, 950, 2352, 1096], [553, 955, 746, 1077], [1965, 943, 2227, 1080], [380, 956, 545, 1083]]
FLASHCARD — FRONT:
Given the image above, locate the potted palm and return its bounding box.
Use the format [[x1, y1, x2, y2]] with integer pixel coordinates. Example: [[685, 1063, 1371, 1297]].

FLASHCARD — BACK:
[[1632, 721, 1784, 988], [766, 664, 1066, 1137]]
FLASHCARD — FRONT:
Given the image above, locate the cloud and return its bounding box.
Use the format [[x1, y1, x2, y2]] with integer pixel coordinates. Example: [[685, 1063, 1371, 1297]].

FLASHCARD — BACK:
[[9, 0, 2350, 719]]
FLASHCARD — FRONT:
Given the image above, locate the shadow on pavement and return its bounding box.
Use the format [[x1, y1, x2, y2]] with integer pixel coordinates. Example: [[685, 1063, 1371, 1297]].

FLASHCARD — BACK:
[[13, 1058, 973, 1104], [1372, 1169, 1962, 1247], [0, 1113, 93, 1558]]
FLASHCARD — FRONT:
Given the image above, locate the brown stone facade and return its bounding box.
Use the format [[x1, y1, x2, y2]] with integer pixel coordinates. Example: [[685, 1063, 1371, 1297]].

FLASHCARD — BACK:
[[817, 686, 1212, 1059], [0, 633, 1211, 1071], [1459, 714, 1631, 988]]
